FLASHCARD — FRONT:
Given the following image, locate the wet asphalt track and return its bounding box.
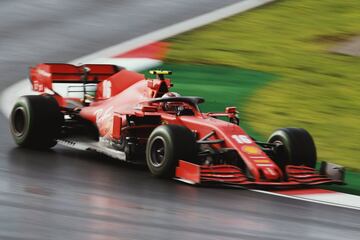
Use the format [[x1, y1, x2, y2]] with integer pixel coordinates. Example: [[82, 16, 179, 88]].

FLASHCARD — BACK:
[[0, 1, 359, 239]]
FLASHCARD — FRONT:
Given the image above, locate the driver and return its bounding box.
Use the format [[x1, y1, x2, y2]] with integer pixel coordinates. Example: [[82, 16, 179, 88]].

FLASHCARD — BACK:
[[161, 92, 184, 113]]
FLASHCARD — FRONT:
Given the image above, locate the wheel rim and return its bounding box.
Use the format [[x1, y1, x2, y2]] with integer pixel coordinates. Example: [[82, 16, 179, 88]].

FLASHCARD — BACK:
[[150, 137, 166, 167], [273, 140, 283, 147], [272, 139, 290, 166], [13, 107, 26, 136]]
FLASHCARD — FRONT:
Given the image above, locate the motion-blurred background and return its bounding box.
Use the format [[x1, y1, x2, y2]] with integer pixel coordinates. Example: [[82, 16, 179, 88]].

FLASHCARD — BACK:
[[0, 1, 359, 240]]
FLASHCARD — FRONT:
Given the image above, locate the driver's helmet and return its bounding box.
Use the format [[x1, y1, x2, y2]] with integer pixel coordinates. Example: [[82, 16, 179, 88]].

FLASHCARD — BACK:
[[162, 92, 180, 98], [161, 92, 183, 112]]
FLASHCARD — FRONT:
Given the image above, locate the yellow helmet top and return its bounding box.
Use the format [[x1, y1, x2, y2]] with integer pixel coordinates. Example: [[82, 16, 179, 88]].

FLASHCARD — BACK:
[[149, 70, 172, 75], [149, 70, 172, 80]]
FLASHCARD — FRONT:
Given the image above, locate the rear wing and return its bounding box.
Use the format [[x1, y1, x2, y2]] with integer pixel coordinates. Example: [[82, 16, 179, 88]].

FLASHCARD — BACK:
[[29, 63, 122, 92]]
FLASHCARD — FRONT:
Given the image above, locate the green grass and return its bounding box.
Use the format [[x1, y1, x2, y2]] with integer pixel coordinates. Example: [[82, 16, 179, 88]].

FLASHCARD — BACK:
[[166, 0, 360, 171]]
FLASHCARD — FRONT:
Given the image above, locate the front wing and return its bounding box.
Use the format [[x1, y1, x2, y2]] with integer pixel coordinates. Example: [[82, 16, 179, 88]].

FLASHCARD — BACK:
[[175, 160, 343, 188]]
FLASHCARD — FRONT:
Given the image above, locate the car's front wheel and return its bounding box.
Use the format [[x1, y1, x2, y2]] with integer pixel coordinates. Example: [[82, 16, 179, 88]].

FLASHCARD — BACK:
[[267, 128, 317, 169], [146, 125, 197, 178]]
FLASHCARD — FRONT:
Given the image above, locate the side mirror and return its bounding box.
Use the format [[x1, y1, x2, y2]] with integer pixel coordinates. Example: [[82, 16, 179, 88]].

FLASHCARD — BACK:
[[225, 106, 237, 114], [225, 107, 239, 125]]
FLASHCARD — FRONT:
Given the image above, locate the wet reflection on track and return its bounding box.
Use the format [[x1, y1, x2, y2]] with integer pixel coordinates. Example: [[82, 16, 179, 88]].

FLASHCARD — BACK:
[[0, 144, 359, 240]]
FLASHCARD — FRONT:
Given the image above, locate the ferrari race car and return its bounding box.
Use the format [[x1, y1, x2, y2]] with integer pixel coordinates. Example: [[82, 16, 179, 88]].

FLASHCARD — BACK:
[[9, 63, 345, 188]]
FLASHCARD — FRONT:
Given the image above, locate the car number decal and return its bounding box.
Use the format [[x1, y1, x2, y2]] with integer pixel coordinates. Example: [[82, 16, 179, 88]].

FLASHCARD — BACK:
[[231, 134, 252, 144], [103, 80, 112, 98]]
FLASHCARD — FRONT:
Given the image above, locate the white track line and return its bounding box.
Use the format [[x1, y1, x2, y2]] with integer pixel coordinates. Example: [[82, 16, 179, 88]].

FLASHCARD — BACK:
[[85, 58, 162, 71], [0, 0, 275, 118], [253, 190, 360, 211], [71, 0, 276, 64]]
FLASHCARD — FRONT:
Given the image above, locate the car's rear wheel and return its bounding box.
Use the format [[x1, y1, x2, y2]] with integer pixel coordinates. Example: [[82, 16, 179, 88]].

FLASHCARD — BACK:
[[10, 95, 63, 149], [267, 128, 317, 169], [146, 125, 197, 178]]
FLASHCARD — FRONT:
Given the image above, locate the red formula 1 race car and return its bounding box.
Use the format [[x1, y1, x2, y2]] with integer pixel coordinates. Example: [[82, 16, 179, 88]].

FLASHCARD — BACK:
[[10, 63, 345, 188]]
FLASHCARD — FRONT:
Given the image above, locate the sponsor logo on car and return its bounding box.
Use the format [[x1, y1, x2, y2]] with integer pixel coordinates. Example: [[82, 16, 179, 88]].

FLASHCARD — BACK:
[[241, 145, 262, 155]]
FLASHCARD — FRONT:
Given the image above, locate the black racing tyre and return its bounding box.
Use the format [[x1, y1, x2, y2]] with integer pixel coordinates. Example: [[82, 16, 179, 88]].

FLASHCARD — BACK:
[[267, 128, 317, 168], [146, 125, 197, 178], [10, 95, 63, 149]]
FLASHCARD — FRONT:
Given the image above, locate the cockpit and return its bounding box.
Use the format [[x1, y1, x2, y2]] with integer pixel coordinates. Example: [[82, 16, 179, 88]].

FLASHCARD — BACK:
[[146, 95, 204, 116]]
